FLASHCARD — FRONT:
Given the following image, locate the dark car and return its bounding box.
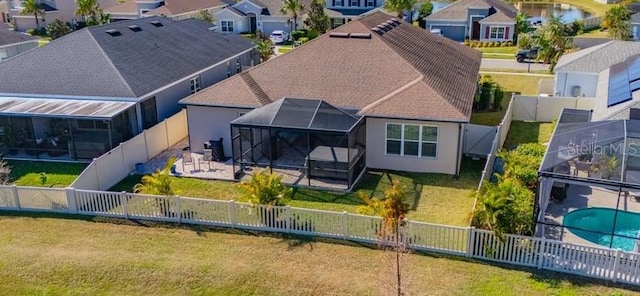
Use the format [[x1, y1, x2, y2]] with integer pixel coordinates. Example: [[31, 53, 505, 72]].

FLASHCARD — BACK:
[[516, 46, 540, 63]]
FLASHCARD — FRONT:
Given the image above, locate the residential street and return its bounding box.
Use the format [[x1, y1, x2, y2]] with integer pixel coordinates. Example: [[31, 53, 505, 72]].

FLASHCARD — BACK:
[[481, 58, 549, 72]]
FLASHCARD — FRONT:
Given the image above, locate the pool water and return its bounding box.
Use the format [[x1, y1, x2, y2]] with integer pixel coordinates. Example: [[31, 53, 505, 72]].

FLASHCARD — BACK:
[[563, 208, 640, 251]]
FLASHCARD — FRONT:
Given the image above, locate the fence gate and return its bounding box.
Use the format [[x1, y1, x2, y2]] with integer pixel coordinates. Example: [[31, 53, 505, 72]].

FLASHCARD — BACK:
[[464, 124, 497, 157], [514, 96, 538, 121]]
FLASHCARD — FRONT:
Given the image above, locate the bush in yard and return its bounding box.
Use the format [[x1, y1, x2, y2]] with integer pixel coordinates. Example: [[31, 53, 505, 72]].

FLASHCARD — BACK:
[[291, 30, 305, 41], [307, 29, 319, 39], [238, 167, 292, 206], [476, 75, 494, 110], [517, 33, 532, 49], [506, 40, 513, 46], [299, 37, 309, 43], [133, 156, 177, 216], [46, 19, 72, 40], [493, 85, 504, 111], [498, 143, 546, 191]]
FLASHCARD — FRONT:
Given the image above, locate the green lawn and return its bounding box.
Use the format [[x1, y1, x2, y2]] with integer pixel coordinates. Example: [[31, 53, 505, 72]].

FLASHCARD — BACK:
[[504, 121, 555, 149], [277, 47, 292, 54], [486, 74, 543, 95], [475, 46, 518, 54], [0, 216, 637, 295], [7, 160, 86, 187], [37, 37, 51, 47], [482, 53, 514, 60], [470, 92, 513, 126], [111, 159, 484, 226]]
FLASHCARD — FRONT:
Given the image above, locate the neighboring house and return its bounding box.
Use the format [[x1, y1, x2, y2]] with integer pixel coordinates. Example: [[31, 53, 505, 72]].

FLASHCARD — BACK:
[[1, 0, 8, 23], [553, 41, 640, 98], [572, 37, 614, 50], [0, 17, 257, 161], [631, 12, 640, 40], [8, 0, 119, 31], [323, 0, 386, 29], [180, 12, 481, 188], [215, 0, 311, 34], [0, 24, 38, 60], [104, 0, 231, 22], [424, 0, 517, 42]]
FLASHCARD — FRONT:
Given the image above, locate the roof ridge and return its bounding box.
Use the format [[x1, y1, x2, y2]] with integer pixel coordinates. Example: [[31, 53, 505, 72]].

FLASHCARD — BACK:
[[558, 41, 615, 70], [240, 72, 272, 105], [86, 30, 138, 98], [359, 75, 423, 114]]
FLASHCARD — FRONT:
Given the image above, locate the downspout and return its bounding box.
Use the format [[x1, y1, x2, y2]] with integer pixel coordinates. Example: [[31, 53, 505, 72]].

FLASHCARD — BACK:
[[455, 123, 464, 178]]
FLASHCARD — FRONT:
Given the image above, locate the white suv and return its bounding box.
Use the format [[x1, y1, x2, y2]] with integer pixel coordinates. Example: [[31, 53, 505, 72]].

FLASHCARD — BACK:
[[269, 30, 289, 44]]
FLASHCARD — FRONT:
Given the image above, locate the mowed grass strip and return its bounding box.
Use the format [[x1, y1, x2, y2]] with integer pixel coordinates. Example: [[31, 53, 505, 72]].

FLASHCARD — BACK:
[[0, 216, 637, 296], [8, 160, 87, 187], [111, 159, 484, 226]]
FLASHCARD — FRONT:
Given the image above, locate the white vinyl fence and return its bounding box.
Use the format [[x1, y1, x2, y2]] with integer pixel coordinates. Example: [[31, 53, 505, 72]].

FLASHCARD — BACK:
[[477, 94, 515, 190], [71, 110, 188, 191], [2, 185, 640, 285], [512, 95, 595, 122]]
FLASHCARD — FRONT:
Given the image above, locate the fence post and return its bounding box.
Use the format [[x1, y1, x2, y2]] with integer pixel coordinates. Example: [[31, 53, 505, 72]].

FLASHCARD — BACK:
[[11, 185, 20, 211], [342, 211, 348, 239], [143, 130, 150, 161], [175, 196, 182, 224], [228, 200, 236, 228], [286, 205, 291, 233], [65, 187, 77, 214], [466, 226, 475, 258], [93, 160, 101, 190], [612, 249, 621, 283], [536, 238, 545, 270], [120, 191, 128, 219]]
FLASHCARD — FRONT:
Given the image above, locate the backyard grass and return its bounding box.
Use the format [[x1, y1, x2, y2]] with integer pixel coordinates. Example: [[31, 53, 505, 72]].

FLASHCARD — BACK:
[[7, 160, 86, 187], [37, 37, 51, 47], [481, 68, 552, 75], [504, 121, 555, 149], [111, 158, 484, 226], [486, 74, 543, 95], [482, 53, 514, 60], [470, 92, 513, 126], [475, 46, 518, 54], [0, 216, 638, 295]]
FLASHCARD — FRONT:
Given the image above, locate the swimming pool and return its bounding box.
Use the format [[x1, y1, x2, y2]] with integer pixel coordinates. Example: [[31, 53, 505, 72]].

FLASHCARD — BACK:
[[563, 207, 640, 251]]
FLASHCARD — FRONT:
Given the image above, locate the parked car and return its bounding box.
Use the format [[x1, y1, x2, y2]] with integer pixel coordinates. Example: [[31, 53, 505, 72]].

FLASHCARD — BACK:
[[516, 46, 540, 63], [270, 30, 289, 44], [430, 28, 442, 36]]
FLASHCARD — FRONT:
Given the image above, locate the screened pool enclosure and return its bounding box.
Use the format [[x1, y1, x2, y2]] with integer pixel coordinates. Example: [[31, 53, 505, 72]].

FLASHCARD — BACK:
[[536, 109, 640, 251], [230, 98, 366, 190]]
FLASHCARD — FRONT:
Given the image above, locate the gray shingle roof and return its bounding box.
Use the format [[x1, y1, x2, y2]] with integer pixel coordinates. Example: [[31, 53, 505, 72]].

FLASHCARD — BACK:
[[0, 27, 38, 47], [555, 41, 640, 73], [247, 0, 311, 17], [0, 17, 254, 98], [426, 0, 516, 21], [181, 12, 482, 122]]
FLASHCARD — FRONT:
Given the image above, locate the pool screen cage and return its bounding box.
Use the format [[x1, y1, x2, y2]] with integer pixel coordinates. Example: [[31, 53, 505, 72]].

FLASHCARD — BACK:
[[230, 98, 366, 190], [535, 109, 640, 252]]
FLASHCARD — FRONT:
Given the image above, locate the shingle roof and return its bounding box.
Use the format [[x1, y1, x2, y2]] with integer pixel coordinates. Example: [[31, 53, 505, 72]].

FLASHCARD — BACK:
[[181, 12, 482, 122], [572, 37, 614, 50], [555, 41, 640, 73], [245, 0, 311, 17], [0, 17, 254, 98], [324, 8, 373, 18], [146, 0, 231, 16], [0, 27, 38, 47], [103, 0, 139, 15], [478, 10, 515, 23], [426, 0, 516, 21]]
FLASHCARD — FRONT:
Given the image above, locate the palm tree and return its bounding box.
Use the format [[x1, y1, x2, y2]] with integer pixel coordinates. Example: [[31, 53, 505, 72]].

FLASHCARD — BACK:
[[133, 156, 177, 217], [384, 0, 416, 20], [76, 0, 98, 22], [280, 0, 304, 40], [602, 5, 632, 40], [358, 179, 410, 296], [20, 0, 44, 29], [255, 38, 274, 62]]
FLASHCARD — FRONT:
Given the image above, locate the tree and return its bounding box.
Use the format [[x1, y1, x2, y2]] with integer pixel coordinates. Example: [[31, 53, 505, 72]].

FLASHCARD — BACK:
[[47, 19, 72, 40], [358, 180, 410, 296], [416, 1, 433, 29], [20, 0, 45, 29], [238, 168, 292, 206], [535, 16, 573, 72], [76, 0, 98, 22], [0, 159, 11, 185], [280, 0, 305, 40], [197, 9, 214, 23], [133, 156, 176, 196], [255, 39, 274, 62], [515, 12, 530, 42], [384, 0, 416, 20], [304, 0, 329, 34], [602, 5, 632, 40]]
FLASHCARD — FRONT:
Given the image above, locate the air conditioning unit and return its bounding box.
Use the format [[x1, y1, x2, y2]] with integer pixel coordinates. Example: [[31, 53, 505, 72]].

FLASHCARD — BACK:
[[571, 85, 581, 97]]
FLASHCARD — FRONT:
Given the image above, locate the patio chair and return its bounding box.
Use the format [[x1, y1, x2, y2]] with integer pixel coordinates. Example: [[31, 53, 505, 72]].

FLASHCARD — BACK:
[[199, 148, 213, 171], [182, 149, 195, 172]]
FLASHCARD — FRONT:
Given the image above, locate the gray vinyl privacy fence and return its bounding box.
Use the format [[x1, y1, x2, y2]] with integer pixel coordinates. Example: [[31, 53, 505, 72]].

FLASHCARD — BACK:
[[2, 185, 640, 286]]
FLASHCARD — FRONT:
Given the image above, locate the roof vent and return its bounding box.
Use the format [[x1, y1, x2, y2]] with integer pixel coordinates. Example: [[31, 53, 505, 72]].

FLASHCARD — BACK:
[[350, 33, 371, 39], [127, 25, 142, 32], [376, 24, 389, 32], [150, 20, 164, 27], [105, 29, 121, 36], [371, 27, 383, 35], [385, 20, 396, 27], [329, 32, 350, 38], [390, 18, 401, 25]]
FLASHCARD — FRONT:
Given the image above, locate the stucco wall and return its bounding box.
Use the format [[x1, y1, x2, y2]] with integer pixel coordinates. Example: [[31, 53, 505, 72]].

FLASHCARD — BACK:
[[186, 105, 253, 155], [554, 72, 599, 97], [216, 9, 247, 33], [365, 117, 462, 175], [479, 23, 515, 42]]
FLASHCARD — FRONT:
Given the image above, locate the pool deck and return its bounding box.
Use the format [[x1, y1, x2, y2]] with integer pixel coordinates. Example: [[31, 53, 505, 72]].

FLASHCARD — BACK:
[[543, 184, 640, 249]]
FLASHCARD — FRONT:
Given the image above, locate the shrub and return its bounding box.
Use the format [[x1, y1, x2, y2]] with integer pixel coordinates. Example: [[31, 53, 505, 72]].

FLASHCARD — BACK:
[[237, 168, 292, 206], [291, 30, 306, 41], [307, 29, 319, 39], [493, 85, 505, 111], [506, 41, 513, 46], [493, 41, 500, 47], [240, 33, 255, 39], [517, 33, 532, 49], [299, 37, 309, 44], [477, 75, 494, 110], [498, 143, 546, 190], [46, 19, 72, 40]]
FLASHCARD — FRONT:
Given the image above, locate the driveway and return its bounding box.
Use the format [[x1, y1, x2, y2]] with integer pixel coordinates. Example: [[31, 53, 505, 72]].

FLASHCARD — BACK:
[[481, 58, 549, 72]]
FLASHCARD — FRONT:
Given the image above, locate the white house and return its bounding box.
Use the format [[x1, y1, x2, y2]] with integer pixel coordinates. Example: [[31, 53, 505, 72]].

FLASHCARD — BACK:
[[8, 0, 119, 31], [215, 0, 311, 34]]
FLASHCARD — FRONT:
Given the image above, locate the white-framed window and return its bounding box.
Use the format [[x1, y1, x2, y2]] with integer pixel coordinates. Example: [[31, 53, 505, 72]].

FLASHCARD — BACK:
[[221, 20, 234, 33], [489, 26, 506, 39], [366, 0, 374, 6], [335, 0, 343, 6], [190, 76, 201, 94], [385, 123, 438, 158], [350, 0, 358, 6], [332, 18, 344, 28]]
